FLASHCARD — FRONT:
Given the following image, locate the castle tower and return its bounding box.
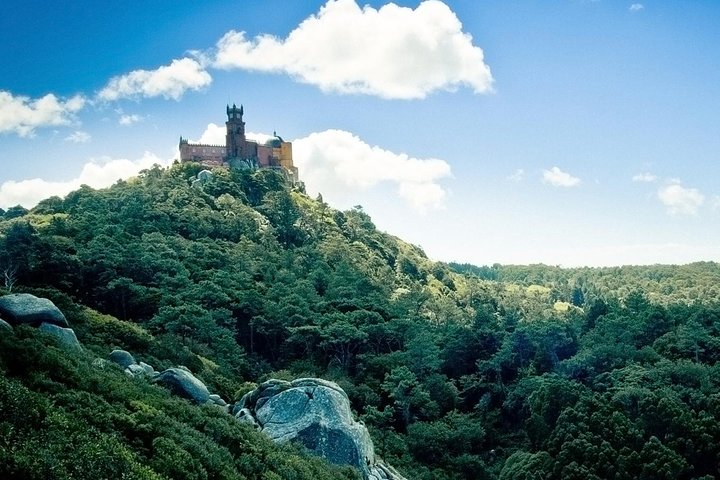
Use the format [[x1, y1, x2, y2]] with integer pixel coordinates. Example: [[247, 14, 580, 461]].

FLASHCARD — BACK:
[[225, 104, 246, 159]]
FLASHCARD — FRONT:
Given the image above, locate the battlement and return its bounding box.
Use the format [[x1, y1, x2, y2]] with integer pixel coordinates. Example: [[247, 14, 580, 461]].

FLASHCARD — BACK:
[[179, 137, 224, 148]]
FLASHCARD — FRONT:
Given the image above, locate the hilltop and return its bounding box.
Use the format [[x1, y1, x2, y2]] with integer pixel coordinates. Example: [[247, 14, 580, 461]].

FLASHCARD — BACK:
[[1, 162, 720, 479]]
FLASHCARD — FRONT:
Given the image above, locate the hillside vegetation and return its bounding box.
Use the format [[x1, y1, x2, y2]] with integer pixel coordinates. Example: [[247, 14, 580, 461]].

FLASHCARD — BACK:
[[1, 162, 720, 479]]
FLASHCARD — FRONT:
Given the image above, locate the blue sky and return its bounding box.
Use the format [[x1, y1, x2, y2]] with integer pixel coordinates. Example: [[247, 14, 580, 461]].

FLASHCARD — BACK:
[[1, 0, 719, 266]]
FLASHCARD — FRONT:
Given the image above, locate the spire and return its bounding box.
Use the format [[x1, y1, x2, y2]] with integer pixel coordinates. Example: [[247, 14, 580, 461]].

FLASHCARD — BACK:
[[240, 104, 244, 116]]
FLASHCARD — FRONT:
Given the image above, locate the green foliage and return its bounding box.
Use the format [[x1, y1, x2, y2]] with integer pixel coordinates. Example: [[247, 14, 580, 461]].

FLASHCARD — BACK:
[[76, 306, 154, 353], [2, 163, 720, 479], [499, 451, 553, 480]]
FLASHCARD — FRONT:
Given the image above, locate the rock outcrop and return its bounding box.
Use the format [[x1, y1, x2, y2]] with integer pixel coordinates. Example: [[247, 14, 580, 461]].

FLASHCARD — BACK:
[[235, 378, 408, 480], [39, 322, 82, 350], [0, 294, 83, 351], [108, 350, 229, 409], [0, 293, 68, 327], [153, 367, 211, 404]]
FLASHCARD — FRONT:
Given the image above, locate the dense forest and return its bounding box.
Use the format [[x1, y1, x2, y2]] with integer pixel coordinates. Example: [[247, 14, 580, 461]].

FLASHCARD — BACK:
[[1, 162, 720, 479]]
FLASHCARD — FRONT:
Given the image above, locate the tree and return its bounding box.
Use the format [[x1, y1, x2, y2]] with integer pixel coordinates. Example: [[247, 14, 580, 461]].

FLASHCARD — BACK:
[[258, 190, 303, 247], [319, 314, 368, 372], [571, 287, 585, 307], [3, 205, 29, 220], [406, 330, 441, 377], [382, 366, 437, 430], [0, 221, 38, 285], [499, 451, 554, 480], [2, 262, 18, 292]]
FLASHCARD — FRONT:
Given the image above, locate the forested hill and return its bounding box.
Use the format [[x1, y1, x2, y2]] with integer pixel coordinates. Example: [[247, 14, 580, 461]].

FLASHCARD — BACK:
[[2, 162, 720, 479], [450, 261, 720, 306]]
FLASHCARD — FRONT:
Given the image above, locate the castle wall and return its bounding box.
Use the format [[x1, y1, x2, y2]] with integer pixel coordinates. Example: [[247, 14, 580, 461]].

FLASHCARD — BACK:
[[179, 143, 225, 166], [245, 140, 258, 159], [271, 147, 283, 167], [257, 145, 273, 168]]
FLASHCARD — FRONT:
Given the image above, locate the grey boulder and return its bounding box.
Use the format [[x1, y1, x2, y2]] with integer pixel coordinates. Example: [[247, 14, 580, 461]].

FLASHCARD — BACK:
[[238, 378, 407, 480], [0, 294, 68, 327], [38, 322, 81, 350], [109, 349, 137, 369], [152, 367, 210, 404]]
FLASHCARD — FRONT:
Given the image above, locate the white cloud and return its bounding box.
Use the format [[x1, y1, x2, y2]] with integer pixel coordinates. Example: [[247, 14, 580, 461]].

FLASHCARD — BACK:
[[189, 123, 452, 211], [97, 58, 212, 101], [293, 129, 451, 212], [195, 122, 272, 145], [197, 123, 225, 144], [507, 168, 524, 182], [713, 195, 720, 211], [657, 183, 704, 216], [247, 132, 275, 145], [629, 4, 644, 12], [212, 0, 493, 99], [0, 152, 170, 209], [397, 182, 447, 212], [0, 90, 86, 137], [119, 114, 143, 125], [64, 130, 91, 143], [632, 172, 657, 183], [542, 166, 581, 187]]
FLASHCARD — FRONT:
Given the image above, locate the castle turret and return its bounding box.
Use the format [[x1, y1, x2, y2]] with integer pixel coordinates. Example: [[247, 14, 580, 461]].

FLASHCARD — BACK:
[[226, 103, 246, 159]]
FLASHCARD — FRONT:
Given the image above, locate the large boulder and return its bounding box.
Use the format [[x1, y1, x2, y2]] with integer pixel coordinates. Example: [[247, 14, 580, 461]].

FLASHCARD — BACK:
[[0, 294, 68, 327], [109, 349, 137, 369], [152, 367, 210, 404], [237, 378, 407, 480], [38, 322, 82, 350]]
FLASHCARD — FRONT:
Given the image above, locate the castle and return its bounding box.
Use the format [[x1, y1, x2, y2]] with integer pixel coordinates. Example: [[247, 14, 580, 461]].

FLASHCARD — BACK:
[[179, 104, 299, 182]]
